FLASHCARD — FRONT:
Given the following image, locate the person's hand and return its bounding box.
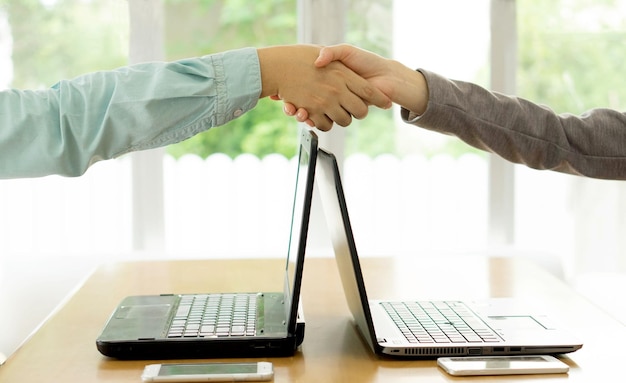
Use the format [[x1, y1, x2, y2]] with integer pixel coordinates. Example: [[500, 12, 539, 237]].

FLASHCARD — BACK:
[[315, 44, 397, 98], [257, 45, 391, 131], [280, 44, 429, 124], [269, 94, 315, 127]]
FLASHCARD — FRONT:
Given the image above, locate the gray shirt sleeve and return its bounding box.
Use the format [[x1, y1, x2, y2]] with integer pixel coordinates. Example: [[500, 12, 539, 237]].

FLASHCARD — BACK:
[[401, 69, 626, 180]]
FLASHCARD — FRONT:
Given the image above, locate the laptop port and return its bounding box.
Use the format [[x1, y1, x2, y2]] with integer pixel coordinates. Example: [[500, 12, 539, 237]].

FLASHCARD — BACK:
[[468, 348, 482, 355], [510, 347, 522, 352], [493, 347, 505, 352]]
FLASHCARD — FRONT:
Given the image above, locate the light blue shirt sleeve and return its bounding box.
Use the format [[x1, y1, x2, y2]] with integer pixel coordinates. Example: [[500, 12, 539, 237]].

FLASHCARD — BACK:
[[0, 47, 261, 179]]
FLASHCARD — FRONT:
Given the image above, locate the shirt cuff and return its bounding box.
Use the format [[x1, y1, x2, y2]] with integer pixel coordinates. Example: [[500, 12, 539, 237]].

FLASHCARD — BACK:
[[210, 47, 262, 126], [400, 107, 421, 124]]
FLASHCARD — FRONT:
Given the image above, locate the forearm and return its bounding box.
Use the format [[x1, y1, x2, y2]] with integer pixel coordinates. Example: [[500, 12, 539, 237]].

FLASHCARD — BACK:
[[0, 47, 261, 179], [403, 69, 626, 180]]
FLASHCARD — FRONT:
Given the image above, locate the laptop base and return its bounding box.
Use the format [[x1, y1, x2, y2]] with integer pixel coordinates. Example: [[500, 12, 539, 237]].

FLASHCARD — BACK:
[[96, 321, 305, 360]]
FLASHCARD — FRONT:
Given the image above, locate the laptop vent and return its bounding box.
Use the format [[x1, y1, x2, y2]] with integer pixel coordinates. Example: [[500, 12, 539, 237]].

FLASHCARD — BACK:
[[403, 347, 465, 356]]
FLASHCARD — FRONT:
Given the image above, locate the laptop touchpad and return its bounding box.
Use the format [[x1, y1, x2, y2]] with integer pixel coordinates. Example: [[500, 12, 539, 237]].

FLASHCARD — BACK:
[[116, 304, 171, 319], [488, 316, 545, 330]]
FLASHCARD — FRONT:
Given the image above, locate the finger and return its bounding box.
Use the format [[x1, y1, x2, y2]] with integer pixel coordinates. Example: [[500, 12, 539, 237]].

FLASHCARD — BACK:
[[269, 95, 282, 101], [314, 47, 334, 68], [295, 108, 309, 122], [283, 102, 297, 116], [338, 94, 369, 120], [322, 106, 353, 127], [310, 114, 334, 132], [345, 73, 391, 110], [314, 44, 351, 68], [322, 60, 391, 111], [361, 85, 392, 110], [332, 114, 352, 128]]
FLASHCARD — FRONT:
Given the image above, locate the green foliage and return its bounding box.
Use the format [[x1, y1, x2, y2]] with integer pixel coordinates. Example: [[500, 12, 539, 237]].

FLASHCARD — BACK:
[[3, 0, 128, 89], [517, 0, 626, 113], [162, 0, 299, 159], [163, 0, 404, 160], [163, 0, 297, 58], [167, 98, 299, 159]]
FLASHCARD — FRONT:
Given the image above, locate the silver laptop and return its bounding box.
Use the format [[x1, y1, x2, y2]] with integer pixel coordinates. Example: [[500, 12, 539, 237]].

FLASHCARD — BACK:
[[315, 148, 582, 358], [96, 128, 318, 359]]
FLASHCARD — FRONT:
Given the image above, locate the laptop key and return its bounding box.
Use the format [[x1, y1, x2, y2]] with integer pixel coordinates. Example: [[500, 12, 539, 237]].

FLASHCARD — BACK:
[[230, 326, 246, 336], [175, 305, 191, 318]]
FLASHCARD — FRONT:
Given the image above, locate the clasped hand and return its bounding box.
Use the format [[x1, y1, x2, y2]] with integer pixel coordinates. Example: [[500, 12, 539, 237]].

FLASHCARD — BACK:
[[270, 44, 394, 131]]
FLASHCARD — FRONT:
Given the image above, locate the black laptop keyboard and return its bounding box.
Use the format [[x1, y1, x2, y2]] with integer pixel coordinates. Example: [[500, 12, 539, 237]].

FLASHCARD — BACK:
[[167, 293, 258, 338], [381, 301, 501, 344]]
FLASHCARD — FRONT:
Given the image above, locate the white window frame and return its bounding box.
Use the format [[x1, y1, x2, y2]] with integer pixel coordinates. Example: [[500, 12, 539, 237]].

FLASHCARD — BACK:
[[128, 0, 166, 252], [488, 0, 516, 246]]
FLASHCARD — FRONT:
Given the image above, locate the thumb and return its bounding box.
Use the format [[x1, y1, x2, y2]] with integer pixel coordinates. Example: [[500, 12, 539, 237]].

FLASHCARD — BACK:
[[314, 45, 345, 68]]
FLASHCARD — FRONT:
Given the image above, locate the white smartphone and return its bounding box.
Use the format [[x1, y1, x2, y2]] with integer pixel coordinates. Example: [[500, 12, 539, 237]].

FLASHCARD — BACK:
[[141, 362, 274, 382], [437, 355, 569, 376]]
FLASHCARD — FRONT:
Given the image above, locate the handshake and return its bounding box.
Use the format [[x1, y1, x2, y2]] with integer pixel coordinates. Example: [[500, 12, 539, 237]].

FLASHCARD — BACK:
[[258, 44, 429, 132]]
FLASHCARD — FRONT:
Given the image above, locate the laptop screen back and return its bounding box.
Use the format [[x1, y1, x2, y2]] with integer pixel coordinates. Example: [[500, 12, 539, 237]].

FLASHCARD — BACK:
[[315, 148, 378, 351]]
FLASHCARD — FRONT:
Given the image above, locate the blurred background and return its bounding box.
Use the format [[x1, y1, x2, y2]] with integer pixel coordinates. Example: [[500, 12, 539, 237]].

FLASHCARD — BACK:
[[1, 0, 625, 356]]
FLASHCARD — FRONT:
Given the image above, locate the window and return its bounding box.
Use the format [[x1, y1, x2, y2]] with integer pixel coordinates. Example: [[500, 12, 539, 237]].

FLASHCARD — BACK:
[[340, 0, 491, 256], [165, 0, 299, 160], [515, 0, 626, 278], [160, 0, 300, 255], [1, 0, 625, 274], [0, 0, 132, 255], [0, 0, 131, 357]]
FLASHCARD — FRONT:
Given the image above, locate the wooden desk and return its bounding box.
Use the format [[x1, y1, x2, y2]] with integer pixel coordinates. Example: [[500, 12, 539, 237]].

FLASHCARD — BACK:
[[1, 256, 623, 382]]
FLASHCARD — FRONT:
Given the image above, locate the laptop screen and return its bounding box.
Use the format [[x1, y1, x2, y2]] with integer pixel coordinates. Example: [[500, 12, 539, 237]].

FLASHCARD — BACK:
[[283, 129, 317, 331]]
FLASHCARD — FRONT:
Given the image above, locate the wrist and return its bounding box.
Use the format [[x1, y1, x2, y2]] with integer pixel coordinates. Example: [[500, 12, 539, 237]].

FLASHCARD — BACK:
[[257, 47, 281, 98], [257, 45, 323, 99], [391, 63, 428, 115]]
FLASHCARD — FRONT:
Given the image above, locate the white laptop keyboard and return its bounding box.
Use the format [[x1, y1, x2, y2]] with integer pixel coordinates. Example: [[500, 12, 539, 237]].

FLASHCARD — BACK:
[[381, 301, 501, 344]]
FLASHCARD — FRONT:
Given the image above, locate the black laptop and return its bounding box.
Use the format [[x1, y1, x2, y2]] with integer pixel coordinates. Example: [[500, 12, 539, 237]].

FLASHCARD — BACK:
[[96, 128, 318, 359], [315, 147, 582, 358]]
